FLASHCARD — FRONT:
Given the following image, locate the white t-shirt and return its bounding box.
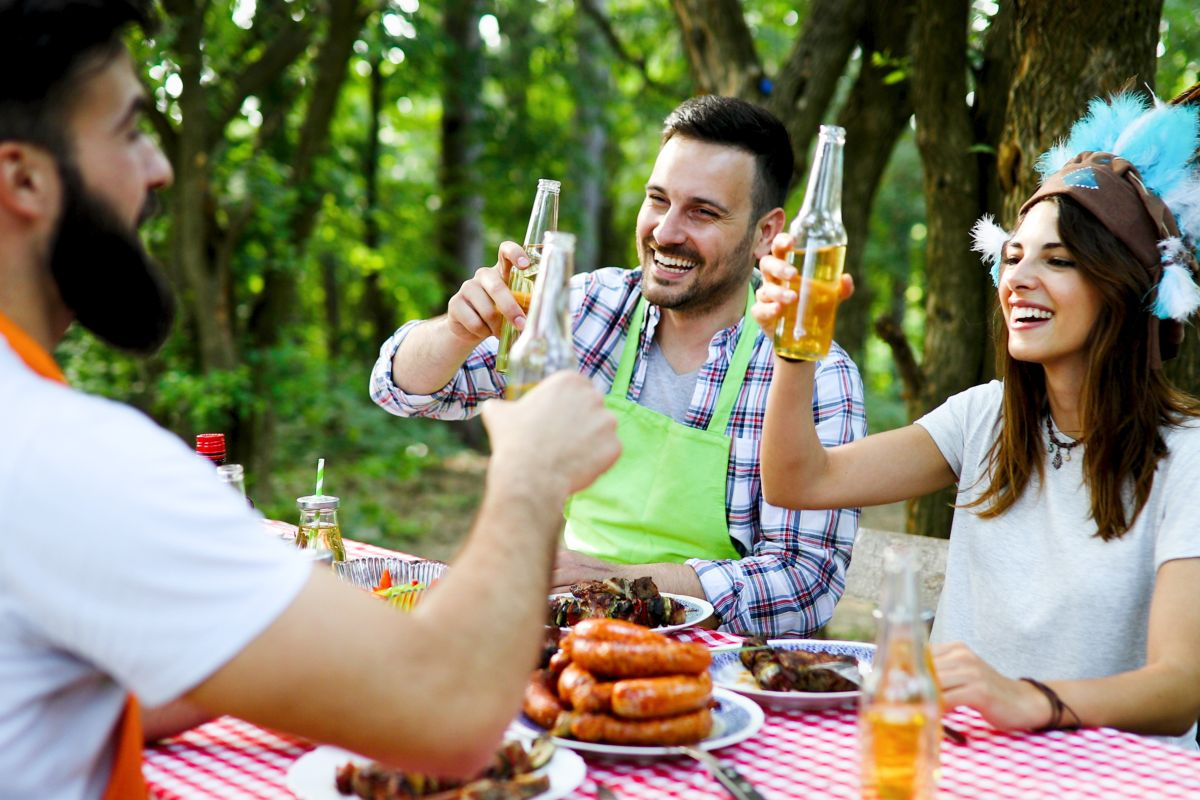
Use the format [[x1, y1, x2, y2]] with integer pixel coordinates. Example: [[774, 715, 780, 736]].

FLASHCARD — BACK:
[[916, 380, 1200, 749], [0, 337, 313, 799]]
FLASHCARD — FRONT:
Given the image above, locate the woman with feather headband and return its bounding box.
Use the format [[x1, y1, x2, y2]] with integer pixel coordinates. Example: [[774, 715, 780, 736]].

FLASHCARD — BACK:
[[753, 89, 1200, 749]]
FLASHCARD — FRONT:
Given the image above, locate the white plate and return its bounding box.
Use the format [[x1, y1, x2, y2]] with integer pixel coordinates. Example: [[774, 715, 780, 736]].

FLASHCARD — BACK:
[[513, 686, 764, 758], [710, 638, 875, 710], [285, 741, 586, 800], [549, 592, 715, 635]]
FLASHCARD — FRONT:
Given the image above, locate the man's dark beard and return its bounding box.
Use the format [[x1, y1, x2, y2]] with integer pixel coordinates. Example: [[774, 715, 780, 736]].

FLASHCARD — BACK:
[[49, 168, 175, 355], [639, 223, 757, 316]]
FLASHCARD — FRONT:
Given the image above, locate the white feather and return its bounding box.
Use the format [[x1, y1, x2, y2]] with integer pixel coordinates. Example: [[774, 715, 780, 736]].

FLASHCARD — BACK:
[[970, 215, 1010, 287], [1152, 261, 1200, 321]]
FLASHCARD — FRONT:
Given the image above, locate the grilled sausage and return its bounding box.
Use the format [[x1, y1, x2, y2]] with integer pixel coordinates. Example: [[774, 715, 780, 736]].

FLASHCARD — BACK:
[[570, 638, 712, 678], [572, 617, 662, 643], [522, 670, 565, 730], [568, 708, 713, 746], [610, 672, 712, 719], [547, 649, 572, 677], [557, 663, 613, 712]]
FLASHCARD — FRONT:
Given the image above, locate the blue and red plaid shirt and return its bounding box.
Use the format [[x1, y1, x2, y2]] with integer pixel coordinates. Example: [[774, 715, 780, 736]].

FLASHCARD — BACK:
[[370, 268, 867, 636]]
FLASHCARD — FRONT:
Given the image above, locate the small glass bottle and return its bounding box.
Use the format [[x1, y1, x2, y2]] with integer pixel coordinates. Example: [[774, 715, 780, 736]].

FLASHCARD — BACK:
[[496, 178, 561, 373], [506, 231, 577, 400], [195, 433, 226, 466], [295, 494, 346, 563], [859, 546, 941, 800], [774, 125, 847, 362], [216, 464, 247, 497]]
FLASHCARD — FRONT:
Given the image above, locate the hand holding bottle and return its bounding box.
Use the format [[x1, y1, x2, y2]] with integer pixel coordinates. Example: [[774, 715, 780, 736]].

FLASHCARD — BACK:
[[443, 240, 534, 345], [754, 232, 855, 339]]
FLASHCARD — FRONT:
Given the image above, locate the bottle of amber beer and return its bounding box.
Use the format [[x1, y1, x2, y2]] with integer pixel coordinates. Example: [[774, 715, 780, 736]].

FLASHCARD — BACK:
[[774, 125, 847, 361], [496, 178, 561, 373], [505, 231, 576, 400], [859, 547, 941, 800]]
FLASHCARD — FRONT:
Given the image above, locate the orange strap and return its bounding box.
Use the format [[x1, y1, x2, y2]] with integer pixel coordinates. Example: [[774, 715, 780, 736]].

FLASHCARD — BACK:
[[0, 310, 65, 384], [102, 694, 148, 800], [0, 312, 146, 797]]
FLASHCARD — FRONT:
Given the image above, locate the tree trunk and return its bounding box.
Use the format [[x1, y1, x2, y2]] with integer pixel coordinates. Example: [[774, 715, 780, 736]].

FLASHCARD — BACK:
[[435, 0, 486, 293], [574, 0, 612, 274], [669, 0, 764, 99], [360, 48, 398, 351], [907, 0, 988, 538], [833, 0, 916, 364], [997, 0, 1163, 224]]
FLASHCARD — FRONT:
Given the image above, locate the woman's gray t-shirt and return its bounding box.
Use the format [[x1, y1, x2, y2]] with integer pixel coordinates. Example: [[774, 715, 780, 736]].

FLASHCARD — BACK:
[[915, 380, 1200, 749]]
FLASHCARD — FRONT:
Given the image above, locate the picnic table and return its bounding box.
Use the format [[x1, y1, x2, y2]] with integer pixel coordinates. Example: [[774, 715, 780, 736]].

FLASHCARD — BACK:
[[143, 542, 1200, 800]]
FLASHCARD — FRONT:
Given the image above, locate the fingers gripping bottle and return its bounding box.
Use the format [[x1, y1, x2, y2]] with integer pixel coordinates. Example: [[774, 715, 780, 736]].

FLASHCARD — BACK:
[[496, 178, 561, 373], [774, 125, 847, 361]]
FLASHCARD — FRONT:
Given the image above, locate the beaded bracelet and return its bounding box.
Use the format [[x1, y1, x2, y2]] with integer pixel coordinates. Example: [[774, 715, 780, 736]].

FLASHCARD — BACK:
[[1020, 677, 1082, 731]]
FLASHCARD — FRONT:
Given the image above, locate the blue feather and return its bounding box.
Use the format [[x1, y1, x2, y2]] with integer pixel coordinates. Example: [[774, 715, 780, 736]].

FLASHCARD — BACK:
[[1113, 105, 1200, 198]]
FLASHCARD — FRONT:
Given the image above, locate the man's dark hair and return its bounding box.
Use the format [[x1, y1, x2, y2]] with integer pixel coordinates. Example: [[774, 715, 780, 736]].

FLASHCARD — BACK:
[[661, 95, 794, 219], [0, 0, 155, 155]]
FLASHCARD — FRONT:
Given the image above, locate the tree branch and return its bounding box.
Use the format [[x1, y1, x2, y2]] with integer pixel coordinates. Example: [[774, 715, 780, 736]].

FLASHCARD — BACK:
[[577, 0, 673, 94], [210, 17, 315, 145], [874, 315, 923, 400], [668, 0, 763, 98]]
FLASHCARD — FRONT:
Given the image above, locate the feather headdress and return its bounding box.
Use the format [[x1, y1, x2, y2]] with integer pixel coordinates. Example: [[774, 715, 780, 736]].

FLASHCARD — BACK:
[[973, 89, 1200, 365]]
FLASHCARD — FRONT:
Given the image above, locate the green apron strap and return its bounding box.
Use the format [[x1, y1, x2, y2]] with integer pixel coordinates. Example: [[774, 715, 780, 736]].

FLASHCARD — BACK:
[[706, 285, 758, 433], [610, 296, 649, 397]]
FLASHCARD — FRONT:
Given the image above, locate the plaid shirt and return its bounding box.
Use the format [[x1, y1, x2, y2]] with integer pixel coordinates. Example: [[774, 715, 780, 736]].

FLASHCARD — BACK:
[[370, 268, 867, 636]]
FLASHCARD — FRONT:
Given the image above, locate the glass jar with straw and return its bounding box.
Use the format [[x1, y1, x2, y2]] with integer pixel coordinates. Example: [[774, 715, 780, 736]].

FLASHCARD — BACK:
[[295, 458, 346, 563]]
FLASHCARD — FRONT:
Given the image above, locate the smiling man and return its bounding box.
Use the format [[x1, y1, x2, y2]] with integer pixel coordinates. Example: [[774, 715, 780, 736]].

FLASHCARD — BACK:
[[371, 96, 867, 637]]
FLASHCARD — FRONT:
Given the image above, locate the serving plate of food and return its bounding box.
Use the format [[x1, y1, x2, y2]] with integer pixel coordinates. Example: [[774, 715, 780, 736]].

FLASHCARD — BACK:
[[516, 686, 762, 758], [709, 637, 875, 710], [519, 618, 763, 758], [286, 735, 585, 800], [548, 577, 713, 635]]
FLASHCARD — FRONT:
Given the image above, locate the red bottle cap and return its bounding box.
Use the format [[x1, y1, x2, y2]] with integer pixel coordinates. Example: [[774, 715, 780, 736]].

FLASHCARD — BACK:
[[195, 433, 226, 457]]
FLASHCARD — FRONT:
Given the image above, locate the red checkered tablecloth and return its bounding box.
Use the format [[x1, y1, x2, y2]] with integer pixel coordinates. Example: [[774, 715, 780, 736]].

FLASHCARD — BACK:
[[144, 544, 1200, 799]]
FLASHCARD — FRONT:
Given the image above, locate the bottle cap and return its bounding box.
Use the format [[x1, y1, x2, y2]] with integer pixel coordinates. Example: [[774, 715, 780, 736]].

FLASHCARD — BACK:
[[297, 494, 339, 510], [196, 433, 226, 458]]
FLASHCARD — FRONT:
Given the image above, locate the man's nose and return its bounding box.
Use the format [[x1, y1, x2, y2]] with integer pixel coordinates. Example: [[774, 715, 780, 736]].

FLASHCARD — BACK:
[[146, 141, 173, 190], [654, 208, 687, 244]]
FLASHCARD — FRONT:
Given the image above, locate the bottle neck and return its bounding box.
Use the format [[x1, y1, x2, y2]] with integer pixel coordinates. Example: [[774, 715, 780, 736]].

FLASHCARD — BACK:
[[524, 244, 573, 338], [797, 134, 844, 225], [524, 188, 561, 255]]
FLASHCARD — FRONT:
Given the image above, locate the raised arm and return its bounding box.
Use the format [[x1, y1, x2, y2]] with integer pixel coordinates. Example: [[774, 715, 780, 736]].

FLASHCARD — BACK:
[[390, 241, 531, 395], [187, 372, 620, 777], [755, 233, 956, 509]]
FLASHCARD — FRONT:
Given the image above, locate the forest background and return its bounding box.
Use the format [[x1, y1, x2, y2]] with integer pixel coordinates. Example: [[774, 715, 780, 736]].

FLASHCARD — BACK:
[[61, 0, 1200, 557]]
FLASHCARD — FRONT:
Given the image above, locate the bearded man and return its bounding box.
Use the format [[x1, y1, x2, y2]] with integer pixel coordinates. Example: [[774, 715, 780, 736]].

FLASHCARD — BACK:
[[0, 3, 619, 797], [371, 96, 867, 637]]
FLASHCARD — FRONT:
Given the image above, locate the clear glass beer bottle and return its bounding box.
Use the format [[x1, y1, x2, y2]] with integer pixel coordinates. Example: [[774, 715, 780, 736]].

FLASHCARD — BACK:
[[774, 125, 847, 361], [496, 178, 561, 373], [505, 231, 576, 400], [859, 547, 941, 800]]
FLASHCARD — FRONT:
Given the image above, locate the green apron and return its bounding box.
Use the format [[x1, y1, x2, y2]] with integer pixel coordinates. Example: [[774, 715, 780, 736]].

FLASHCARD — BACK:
[[563, 286, 756, 564]]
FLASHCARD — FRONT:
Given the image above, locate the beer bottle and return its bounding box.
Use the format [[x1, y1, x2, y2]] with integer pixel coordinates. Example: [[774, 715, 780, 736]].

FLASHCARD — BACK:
[[859, 547, 941, 800], [505, 231, 576, 400], [774, 125, 847, 361], [496, 178, 561, 373]]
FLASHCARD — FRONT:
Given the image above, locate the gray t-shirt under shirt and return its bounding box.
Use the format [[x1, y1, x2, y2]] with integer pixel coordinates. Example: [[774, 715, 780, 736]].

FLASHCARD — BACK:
[[639, 339, 699, 424], [916, 380, 1200, 749]]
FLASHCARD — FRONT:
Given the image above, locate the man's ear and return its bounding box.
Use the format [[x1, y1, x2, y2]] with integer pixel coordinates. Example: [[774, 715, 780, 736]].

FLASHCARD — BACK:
[[0, 143, 59, 222], [753, 207, 788, 259]]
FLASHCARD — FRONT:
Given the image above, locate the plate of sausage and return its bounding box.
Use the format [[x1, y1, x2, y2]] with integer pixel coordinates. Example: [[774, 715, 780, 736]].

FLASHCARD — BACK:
[[709, 637, 875, 710], [519, 618, 764, 757]]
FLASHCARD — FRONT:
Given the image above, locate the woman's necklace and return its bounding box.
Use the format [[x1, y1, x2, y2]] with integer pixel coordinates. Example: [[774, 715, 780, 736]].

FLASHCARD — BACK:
[[1046, 416, 1081, 470]]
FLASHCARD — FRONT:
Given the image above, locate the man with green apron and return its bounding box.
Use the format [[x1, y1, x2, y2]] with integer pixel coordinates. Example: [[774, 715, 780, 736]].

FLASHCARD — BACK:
[[375, 96, 867, 635]]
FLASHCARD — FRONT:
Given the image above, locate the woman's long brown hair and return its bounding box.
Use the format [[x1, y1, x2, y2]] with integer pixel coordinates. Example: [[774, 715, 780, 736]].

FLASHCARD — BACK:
[[966, 196, 1200, 540]]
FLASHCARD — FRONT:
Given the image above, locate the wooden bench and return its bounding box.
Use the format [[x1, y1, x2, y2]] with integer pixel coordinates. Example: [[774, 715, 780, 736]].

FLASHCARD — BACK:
[[823, 526, 949, 641]]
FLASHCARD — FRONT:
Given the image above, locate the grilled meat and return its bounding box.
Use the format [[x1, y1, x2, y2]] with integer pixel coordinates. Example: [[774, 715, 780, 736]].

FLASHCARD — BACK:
[[740, 636, 859, 693], [548, 577, 687, 628]]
